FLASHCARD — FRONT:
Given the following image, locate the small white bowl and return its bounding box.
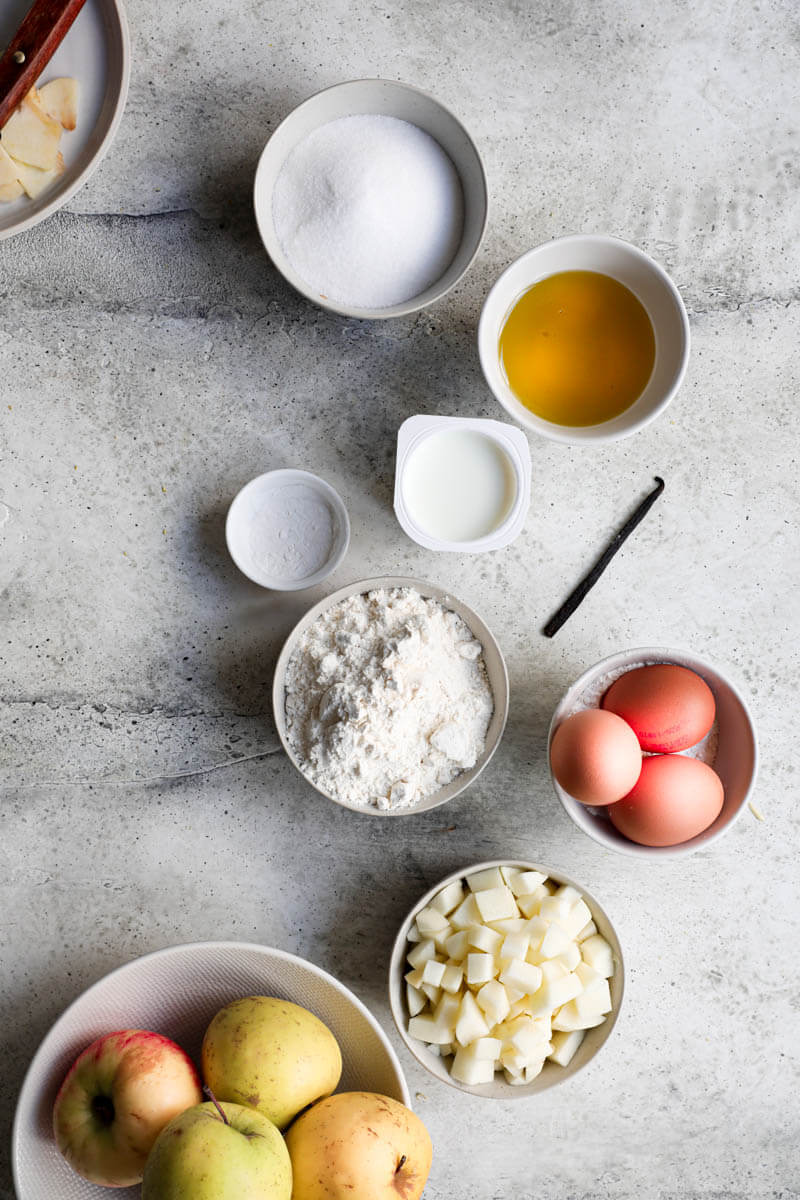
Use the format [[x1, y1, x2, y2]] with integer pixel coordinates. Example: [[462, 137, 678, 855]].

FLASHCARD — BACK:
[[253, 78, 488, 320], [389, 860, 624, 1098], [548, 647, 759, 858], [12, 941, 409, 1200], [225, 469, 350, 591], [393, 415, 531, 553], [478, 234, 690, 444], [272, 577, 509, 816]]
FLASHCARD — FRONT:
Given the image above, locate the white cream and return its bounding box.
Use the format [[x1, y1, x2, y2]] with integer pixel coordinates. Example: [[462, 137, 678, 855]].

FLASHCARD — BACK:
[[401, 429, 517, 543]]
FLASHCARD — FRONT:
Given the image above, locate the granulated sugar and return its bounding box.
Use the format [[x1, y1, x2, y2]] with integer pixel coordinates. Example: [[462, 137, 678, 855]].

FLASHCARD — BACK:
[[284, 587, 493, 809], [272, 114, 464, 309]]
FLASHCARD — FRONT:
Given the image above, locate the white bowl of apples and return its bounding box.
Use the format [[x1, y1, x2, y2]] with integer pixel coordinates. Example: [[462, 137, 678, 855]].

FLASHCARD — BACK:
[[389, 861, 624, 1097], [13, 941, 433, 1200]]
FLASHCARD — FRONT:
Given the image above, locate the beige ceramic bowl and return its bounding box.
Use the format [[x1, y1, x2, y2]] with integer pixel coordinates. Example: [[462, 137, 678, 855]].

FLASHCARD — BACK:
[[272, 577, 508, 816], [549, 647, 759, 858], [254, 78, 488, 319], [389, 860, 625, 1098]]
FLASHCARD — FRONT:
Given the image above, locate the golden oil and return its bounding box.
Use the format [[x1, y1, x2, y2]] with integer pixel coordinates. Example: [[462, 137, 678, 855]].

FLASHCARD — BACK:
[[498, 270, 655, 426]]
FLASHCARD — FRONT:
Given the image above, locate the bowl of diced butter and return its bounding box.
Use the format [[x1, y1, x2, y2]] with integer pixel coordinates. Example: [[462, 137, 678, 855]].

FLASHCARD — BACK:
[[388, 860, 624, 1097]]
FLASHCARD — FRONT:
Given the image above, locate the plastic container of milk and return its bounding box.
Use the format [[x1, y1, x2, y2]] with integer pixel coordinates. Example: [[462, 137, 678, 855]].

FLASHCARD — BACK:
[[394, 415, 531, 553]]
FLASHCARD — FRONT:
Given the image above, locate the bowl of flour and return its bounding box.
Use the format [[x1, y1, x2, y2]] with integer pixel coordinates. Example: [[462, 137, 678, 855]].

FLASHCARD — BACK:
[[254, 79, 488, 319], [273, 578, 509, 815]]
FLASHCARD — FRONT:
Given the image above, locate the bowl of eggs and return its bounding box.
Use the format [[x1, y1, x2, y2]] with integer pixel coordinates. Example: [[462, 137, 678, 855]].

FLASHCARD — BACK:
[[478, 234, 690, 444], [389, 860, 624, 1098], [548, 647, 759, 858]]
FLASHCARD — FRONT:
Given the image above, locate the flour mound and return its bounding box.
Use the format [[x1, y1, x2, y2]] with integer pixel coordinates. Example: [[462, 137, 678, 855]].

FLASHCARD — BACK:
[[284, 588, 494, 809]]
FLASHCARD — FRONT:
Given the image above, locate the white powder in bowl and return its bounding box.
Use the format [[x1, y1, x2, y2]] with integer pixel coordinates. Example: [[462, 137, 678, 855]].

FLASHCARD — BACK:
[[284, 587, 493, 809], [272, 114, 464, 309], [249, 483, 335, 583]]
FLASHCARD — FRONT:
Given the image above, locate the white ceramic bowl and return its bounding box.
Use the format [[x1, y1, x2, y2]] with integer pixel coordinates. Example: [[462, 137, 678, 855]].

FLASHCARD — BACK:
[[478, 234, 690, 444], [389, 860, 624, 1098], [0, 0, 130, 241], [12, 940, 410, 1200], [254, 78, 488, 319], [549, 647, 759, 858], [225, 468, 350, 590], [272, 576, 509, 815]]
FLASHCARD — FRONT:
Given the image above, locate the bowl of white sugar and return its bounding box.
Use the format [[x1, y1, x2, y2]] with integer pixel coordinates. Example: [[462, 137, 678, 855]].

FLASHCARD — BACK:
[[272, 577, 509, 815], [254, 79, 488, 319]]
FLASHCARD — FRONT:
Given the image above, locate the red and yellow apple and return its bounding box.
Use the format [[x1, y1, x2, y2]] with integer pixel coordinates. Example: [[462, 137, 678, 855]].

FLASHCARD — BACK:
[[52, 1029, 202, 1186], [285, 1092, 433, 1200]]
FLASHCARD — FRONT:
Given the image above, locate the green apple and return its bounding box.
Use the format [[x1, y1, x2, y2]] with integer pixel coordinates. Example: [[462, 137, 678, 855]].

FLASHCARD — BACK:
[[202, 996, 342, 1129], [52, 1029, 202, 1186], [285, 1092, 432, 1200], [142, 1099, 291, 1200]]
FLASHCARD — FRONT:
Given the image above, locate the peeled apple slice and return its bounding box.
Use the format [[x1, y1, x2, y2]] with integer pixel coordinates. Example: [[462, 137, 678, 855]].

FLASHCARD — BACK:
[[2, 94, 62, 169], [39, 78, 79, 131], [12, 152, 65, 199], [0, 146, 24, 202]]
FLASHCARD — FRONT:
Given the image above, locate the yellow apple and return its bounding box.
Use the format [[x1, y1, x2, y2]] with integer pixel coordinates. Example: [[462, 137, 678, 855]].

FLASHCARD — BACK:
[[285, 1092, 433, 1200], [52, 1029, 202, 1186], [202, 996, 342, 1130]]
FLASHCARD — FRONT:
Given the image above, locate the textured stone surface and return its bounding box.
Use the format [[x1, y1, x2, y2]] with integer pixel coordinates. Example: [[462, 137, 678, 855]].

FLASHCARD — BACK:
[[1, 1, 798, 1197]]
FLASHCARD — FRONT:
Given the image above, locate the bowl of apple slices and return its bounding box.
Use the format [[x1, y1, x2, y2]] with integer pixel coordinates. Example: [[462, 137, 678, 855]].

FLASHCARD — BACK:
[[389, 860, 624, 1097]]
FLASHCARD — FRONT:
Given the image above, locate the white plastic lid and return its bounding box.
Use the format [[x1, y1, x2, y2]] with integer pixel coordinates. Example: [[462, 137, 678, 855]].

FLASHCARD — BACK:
[[393, 415, 531, 553]]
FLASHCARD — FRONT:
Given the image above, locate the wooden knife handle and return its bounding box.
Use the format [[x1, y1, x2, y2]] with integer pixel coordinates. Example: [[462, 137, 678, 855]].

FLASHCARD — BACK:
[[0, 0, 87, 130]]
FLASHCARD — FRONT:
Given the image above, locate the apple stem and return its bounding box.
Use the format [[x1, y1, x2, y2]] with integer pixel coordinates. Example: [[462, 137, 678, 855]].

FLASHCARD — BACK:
[[396, 1155, 407, 1173], [204, 1086, 229, 1125]]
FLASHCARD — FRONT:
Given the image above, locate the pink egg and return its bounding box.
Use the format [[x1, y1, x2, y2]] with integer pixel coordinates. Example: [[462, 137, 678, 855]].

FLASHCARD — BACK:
[[608, 754, 724, 846], [602, 664, 715, 753], [550, 708, 642, 807]]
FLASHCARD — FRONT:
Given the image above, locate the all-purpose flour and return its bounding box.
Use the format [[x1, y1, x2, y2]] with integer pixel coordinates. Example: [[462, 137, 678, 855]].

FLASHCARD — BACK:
[[284, 588, 493, 809]]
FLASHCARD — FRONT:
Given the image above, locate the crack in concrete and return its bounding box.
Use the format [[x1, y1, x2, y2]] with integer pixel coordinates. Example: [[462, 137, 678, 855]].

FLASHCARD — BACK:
[[0, 745, 285, 791], [0, 697, 268, 720]]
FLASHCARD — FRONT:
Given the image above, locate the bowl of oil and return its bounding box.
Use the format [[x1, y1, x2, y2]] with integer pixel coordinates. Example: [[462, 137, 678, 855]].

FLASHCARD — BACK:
[[478, 235, 690, 444]]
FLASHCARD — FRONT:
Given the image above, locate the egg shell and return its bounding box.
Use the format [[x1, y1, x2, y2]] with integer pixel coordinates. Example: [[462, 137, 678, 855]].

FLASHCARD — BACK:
[[549, 708, 642, 807], [601, 664, 716, 753], [608, 754, 724, 847]]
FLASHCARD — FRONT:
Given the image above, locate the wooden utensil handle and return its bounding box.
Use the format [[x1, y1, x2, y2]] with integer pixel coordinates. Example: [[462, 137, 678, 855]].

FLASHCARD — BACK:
[[0, 0, 87, 130]]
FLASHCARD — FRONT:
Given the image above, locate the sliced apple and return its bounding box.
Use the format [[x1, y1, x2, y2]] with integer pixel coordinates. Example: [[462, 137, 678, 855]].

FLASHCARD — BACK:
[[0, 146, 24, 202], [2, 94, 62, 170], [39, 78, 79, 131], [0, 179, 24, 202], [11, 151, 65, 199]]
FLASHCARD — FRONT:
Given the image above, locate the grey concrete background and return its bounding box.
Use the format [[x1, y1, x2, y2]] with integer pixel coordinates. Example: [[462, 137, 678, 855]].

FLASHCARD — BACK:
[[1, 0, 798, 1196]]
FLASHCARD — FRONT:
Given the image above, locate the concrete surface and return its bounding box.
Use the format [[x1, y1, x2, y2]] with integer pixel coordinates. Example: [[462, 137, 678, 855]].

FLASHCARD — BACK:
[[1, 0, 798, 1196]]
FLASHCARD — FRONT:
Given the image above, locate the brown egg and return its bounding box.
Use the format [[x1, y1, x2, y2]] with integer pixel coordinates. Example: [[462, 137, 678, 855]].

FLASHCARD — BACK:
[[602, 664, 715, 752], [550, 708, 642, 806], [608, 754, 724, 846]]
